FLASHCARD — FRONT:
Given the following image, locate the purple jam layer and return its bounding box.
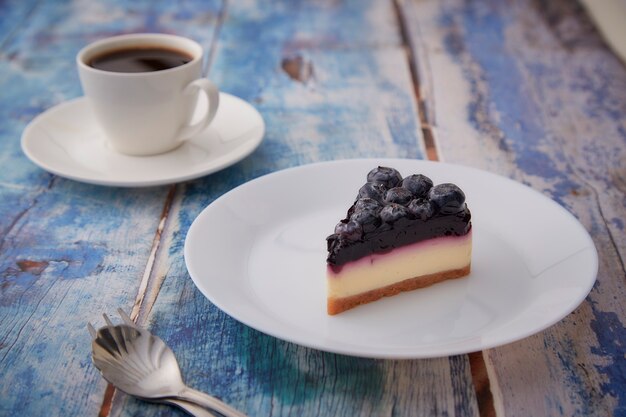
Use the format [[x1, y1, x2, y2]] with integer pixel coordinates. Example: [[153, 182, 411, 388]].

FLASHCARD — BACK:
[[326, 232, 472, 276], [326, 207, 471, 267]]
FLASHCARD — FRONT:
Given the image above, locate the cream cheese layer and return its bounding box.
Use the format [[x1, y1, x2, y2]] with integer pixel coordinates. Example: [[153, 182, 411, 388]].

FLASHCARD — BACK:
[[326, 232, 472, 299]]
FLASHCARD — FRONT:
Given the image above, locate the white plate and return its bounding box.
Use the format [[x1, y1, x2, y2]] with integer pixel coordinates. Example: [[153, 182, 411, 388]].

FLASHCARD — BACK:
[[21, 93, 264, 187], [184, 159, 598, 358]]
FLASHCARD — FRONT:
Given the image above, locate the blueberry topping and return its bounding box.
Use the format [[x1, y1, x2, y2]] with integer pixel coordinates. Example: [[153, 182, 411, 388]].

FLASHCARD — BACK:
[[334, 220, 363, 241], [401, 174, 433, 197], [408, 199, 435, 220], [357, 182, 387, 202], [350, 209, 381, 233], [383, 187, 414, 206], [380, 203, 411, 224], [428, 183, 466, 214], [326, 166, 472, 264], [366, 166, 402, 188], [353, 197, 382, 213], [328, 166, 472, 267]]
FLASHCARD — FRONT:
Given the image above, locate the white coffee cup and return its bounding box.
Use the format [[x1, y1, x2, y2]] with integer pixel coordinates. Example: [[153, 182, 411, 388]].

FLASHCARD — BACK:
[[77, 33, 219, 156]]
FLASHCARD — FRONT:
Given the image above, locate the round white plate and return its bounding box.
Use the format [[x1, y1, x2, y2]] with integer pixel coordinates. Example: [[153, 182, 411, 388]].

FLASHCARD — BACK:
[[21, 93, 264, 187], [184, 159, 598, 359]]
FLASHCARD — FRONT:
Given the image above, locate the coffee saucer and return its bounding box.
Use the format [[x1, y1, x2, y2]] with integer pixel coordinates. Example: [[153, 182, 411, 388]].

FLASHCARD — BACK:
[[21, 93, 265, 187]]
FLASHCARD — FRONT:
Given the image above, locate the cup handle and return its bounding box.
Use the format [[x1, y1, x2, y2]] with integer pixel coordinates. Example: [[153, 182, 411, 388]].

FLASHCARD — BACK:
[[177, 78, 220, 141]]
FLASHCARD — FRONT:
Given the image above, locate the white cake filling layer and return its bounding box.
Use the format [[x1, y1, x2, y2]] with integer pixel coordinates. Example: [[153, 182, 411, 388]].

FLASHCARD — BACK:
[[327, 232, 472, 299]]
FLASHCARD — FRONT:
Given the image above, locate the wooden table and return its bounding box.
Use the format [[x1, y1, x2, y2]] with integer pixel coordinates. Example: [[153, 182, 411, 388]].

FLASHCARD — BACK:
[[1, 1, 624, 416]]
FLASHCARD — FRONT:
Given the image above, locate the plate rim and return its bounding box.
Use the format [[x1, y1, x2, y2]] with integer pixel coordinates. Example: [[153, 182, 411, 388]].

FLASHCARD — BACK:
[[184, 158, 598, 358], [20, 93, 265, 187]]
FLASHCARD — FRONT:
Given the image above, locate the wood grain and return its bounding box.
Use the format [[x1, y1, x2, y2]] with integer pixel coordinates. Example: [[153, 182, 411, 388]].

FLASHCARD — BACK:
[[4, 0, 622, 416], [399, 0, 626, 415], [0, 1, 221, 416]]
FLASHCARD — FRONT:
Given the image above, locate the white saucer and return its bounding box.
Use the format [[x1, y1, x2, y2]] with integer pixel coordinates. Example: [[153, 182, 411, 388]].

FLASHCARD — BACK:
[[21, 93, 265, 187]]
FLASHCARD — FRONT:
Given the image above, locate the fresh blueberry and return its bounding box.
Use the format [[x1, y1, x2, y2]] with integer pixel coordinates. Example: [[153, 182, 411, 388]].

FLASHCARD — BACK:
[[408, 199, 435, 220], [357, 182, 387, 202], [366, 166, 402, 188], [353, 197, 382, 213], [380, 203, 411, 224], [350, 209, 381, 232], [383, 187, 414, 206], [334, 220, 363, 241], [428, 183, 466, 214], [401, 174, 433, 197]]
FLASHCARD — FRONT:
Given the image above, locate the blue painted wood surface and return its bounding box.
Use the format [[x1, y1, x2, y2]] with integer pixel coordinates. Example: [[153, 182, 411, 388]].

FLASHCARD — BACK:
[[1, 0, 624, 416], [112, 1, 482, 416], [0, 1, 221, 416], [112, 1, 480, 416], [400, 0, 626, 415]]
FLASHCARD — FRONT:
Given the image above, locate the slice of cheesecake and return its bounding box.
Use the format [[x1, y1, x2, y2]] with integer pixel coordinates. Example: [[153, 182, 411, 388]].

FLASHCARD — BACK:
[[326, 166, 472, 315]]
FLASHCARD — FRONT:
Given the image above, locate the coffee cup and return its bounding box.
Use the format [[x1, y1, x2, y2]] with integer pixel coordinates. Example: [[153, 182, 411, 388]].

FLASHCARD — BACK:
[[77, 33, 219, 156]]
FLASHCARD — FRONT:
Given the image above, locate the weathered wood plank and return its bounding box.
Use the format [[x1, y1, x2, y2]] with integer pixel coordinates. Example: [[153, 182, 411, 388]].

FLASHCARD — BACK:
[[0, 187, 169, 415], [400, 0, 626, 415], [209, 0, 424, 173], [0, 0, 39, 48], [122, 1, 481, 417], [0, 1, 222, 416]]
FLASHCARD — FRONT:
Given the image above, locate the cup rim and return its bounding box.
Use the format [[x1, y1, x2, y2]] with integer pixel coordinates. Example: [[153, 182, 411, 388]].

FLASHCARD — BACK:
[[76, 33, 203, 77]]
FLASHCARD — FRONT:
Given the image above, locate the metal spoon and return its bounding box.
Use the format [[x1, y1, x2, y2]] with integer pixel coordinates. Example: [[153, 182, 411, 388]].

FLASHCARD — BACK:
[[89, 310, 247, 417], [156, 399, 217, 417]]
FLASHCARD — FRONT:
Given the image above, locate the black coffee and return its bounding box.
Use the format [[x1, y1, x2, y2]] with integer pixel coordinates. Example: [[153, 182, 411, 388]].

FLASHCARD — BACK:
[[89, 47, 193, 73]]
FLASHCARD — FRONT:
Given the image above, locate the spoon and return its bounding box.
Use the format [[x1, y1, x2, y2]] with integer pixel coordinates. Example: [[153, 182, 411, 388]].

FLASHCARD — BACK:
[[157, 399, 216, 417], [89, 310, 247, 417]]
